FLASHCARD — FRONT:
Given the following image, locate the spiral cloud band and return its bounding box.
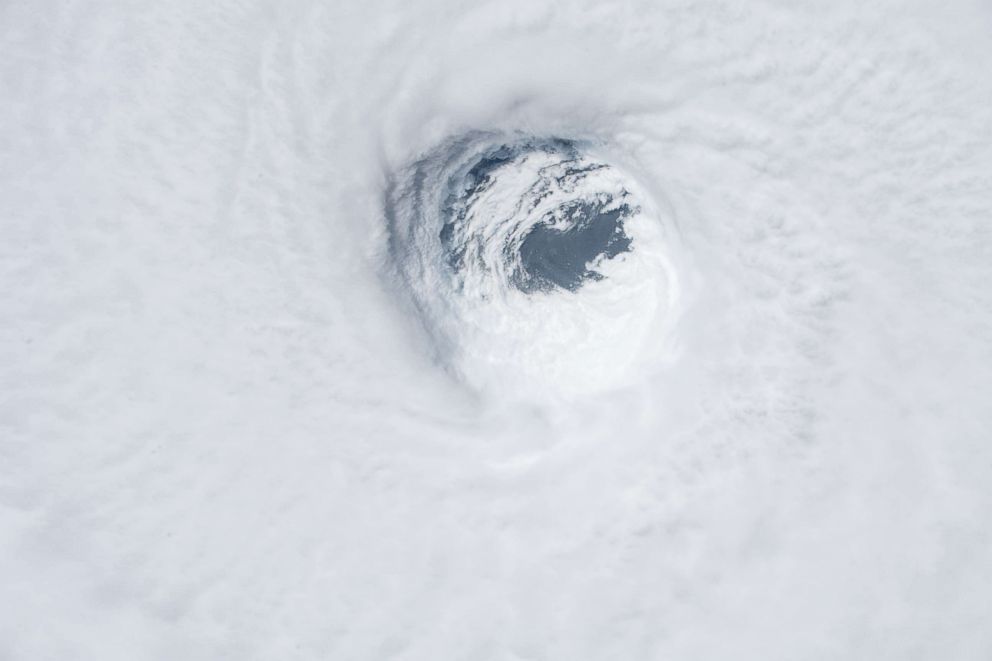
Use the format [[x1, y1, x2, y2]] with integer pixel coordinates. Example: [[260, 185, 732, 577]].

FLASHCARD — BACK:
[[5, 1, 992, 658], [388, 133, 682, 398]]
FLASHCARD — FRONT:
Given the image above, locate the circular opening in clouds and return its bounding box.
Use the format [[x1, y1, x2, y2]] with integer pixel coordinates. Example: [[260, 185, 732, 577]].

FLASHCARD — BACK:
[[386, 132, 683, 400]]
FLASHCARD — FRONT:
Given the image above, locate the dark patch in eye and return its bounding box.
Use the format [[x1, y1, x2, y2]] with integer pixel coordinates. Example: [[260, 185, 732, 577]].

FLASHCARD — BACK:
[[513, 201, 633, 293]]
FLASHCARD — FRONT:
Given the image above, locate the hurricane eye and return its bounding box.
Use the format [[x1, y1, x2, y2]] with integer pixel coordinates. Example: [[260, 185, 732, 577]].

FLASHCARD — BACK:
[[386, 132, 681, 400]]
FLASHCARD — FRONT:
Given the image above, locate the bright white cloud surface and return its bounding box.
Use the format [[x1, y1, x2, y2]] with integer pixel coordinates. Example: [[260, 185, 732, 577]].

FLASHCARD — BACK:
[[2, 1, 992, 659]]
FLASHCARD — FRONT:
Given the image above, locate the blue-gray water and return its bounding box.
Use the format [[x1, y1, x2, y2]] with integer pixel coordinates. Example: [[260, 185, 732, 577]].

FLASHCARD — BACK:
[[515, 200, 632, 292]]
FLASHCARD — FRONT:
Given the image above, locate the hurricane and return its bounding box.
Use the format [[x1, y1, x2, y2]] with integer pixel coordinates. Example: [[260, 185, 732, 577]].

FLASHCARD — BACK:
[[3, 1, 992, 659]]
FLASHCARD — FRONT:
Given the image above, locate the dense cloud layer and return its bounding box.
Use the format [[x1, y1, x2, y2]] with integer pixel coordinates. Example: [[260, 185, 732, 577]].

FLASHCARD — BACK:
[[2, 1, 992, 659]]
